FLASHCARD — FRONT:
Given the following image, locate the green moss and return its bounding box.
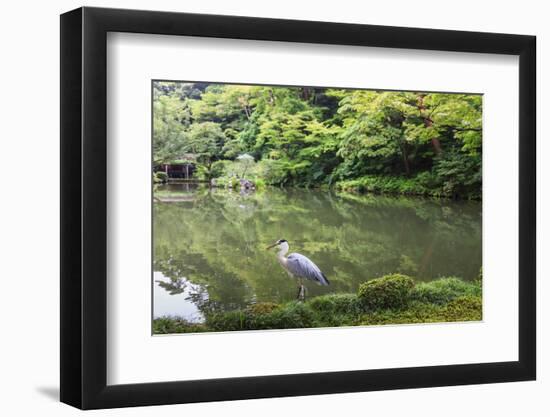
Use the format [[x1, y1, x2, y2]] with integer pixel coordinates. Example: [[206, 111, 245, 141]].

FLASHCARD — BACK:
[[246, 302, 279, 315], [359, 295, 482, 326], [358, 274, 415, 310], [442, 295, 482, 321], [360, 302, 446, 325], [409, 277, 481, 305]]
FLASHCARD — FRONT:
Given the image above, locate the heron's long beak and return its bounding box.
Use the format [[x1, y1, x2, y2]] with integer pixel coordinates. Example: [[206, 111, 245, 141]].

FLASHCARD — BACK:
[[266, 243, 277, 250]]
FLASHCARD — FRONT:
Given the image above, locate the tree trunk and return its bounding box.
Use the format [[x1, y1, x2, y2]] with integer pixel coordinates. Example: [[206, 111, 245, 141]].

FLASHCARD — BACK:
[[430, 137, 443, 154], [401, 144, 411, 175], [242, 105, 251, 120], [301, 87, 312, 100], [417, 94, 443, 155]]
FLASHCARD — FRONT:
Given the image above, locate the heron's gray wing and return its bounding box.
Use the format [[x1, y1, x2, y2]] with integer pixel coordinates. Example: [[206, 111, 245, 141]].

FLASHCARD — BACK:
[[286, 253, 329, 285]]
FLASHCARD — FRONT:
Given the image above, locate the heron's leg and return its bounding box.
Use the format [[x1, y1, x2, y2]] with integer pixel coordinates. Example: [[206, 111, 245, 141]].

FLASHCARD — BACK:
[[297, 278, 306, 302]]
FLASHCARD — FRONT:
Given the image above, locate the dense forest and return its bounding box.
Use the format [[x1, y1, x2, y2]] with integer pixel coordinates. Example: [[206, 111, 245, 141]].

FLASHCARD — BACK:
[[153, 81, 482, 199]]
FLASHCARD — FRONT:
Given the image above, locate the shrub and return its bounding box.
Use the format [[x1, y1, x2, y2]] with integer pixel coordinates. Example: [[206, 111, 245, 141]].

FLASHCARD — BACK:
[[206, 310, 247, 331], [153, 316, 208, 334], [433, 150, 482, 200], [210, 160, 230, 178], [248, 302, 317, 329], [153, 171, 168, 184], [206, 302, 317, 331], [211, 176, 230, 187], [246, 302, 279, 315], [256, 159, 290, 186], [409, 277, 481, 305], [254, 178, 266, 190], [358, 274, 414, 310], [308, 294, 363, 327], [359, 295, 482, 326], [309, 294, 362, 316], [333, 172, 485, 200], [442, 295, 482, 321], [230, 177, 240, 189], [360, 302, 444, 325]]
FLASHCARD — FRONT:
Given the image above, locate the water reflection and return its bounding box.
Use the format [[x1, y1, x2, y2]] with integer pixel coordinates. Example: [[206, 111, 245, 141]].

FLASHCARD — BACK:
[[153, 185, 482, 322], [153, 272, 206, 322]]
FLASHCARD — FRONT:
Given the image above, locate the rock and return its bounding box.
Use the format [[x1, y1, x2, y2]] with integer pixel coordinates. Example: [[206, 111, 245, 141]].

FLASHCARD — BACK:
[[239, 178, 255, 190]]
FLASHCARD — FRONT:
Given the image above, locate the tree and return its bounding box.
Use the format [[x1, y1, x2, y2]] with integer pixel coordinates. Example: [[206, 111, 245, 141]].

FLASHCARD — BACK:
[[187, 122, 226, 180], [236, 153, 255, 178], [152, 81, 482, 198], [152, 93, 190, 165]]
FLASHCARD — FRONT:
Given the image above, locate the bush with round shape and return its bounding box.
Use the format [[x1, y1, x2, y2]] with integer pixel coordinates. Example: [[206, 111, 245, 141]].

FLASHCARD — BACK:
[[358, 274, 414, 310]]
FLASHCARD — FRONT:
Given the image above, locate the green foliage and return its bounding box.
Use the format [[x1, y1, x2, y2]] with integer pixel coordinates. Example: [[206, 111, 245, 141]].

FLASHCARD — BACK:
[[152, 316, 208, 333], [409, 277, 481, 305], [205, 310, 247, 332], [153, 82, 482, 198], [153, 93, 190, 165], [433, 150, 482, 199], [307, 294, 363, 327], [235, 153, 255, 178], [254, 178, 266, 189], [251, 302, 317, 330], [309, 293, 363, 315], [153, 171, 168, 184], [358, 274, 415, 310], [205, 301, 317, 331], [209, 160, 229, 179], [230, 177, 240, 189], [336, 175, 431, 196]]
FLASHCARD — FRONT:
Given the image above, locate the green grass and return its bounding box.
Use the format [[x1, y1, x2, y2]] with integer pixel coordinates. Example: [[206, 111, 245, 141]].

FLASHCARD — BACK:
[[153, 274, 482, 334]]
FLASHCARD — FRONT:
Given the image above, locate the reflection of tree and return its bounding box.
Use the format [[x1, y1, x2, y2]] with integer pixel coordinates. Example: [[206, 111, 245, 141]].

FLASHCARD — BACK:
[[153, 185, 482, 315], [156, 277, 186, 295]]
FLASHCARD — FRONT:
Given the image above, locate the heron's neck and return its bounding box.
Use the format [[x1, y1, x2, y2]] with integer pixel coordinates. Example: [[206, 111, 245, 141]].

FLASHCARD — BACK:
[[277, 243, 289, 259]]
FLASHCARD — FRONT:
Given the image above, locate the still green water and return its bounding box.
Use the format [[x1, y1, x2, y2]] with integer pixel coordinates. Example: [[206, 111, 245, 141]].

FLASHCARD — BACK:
[[153, 184, 481, 322]]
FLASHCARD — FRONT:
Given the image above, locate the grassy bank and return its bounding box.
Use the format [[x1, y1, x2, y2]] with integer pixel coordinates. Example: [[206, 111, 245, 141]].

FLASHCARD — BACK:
[[153, 274, 482, 334], [335, 174, 481, 200]]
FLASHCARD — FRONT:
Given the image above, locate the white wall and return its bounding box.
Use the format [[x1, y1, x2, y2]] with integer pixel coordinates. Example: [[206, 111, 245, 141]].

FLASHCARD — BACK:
[[0, 0, 546, 415]]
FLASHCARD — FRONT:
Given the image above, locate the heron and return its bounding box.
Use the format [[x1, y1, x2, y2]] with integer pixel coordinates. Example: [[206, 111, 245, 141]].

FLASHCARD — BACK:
[[266, 239, 329, 301]]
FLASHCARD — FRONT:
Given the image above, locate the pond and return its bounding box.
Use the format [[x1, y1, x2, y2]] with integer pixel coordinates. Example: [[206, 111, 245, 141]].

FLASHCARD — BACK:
[[153, 184, 482, 322]]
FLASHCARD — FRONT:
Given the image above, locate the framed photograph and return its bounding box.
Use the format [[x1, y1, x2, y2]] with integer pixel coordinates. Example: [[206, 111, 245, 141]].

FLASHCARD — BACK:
[[60, 6, 536, 409]]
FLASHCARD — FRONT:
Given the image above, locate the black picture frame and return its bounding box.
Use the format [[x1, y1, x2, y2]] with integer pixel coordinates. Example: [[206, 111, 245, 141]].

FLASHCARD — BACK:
[[60, 6, 536, 410]]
